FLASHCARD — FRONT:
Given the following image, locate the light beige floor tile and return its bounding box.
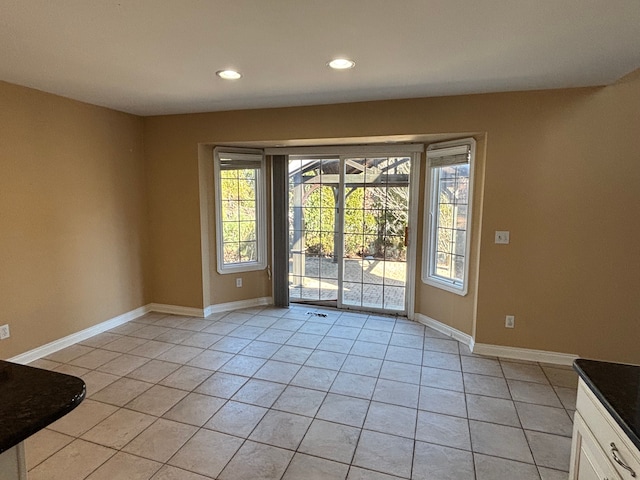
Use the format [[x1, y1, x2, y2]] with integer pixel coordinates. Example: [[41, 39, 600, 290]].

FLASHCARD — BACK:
[[100, 335, 149, 354], [461, 356, 503, 377], [168, 429, 243, 478], [150, 465, 214, 480], [353, 430, 414, 478], [515, 402, 574, 436], [466, 394, 520, 427], [187, 349, 234, 370], [555, 386, 578, 410], [69, 348, 121, 369], [305, 350, 348, 370], [126, 384, 188, 416], [474, 453, 541, 480], [299, 419, 360, 463], [158, 365, 212, 391], [419, 386, 467, 417], [273, 385, 327, 417], [122, 418, 198, 462], [218, 441, 294, 480], [156, 345, 204, 364], [231, 378, 286, 407], [539, 466, 570, 480], [45, 344, 94, 363], [81, 408, 156, 449], [292, 366, 340, 391], [464, 372, 512, 399], [49, 399, 118, 437], [341, 355, 383, 377], [129, 340, 176, 359], [423, 337, 460, 354], [127, 359, 181, 383], [28, 358, 62, 370], [130, 325, 171, 340], [204, 400, 268, 437], [83, 370, 121, 397], [525, 430, 572, 471], [316, 393, 370, 428], [469, 420, 534, 463], [330, 372, 377, 399], [413, 441, 475, 480], [373, 378, 420, 408], [501, 361, 549, 384], [91, 377, 154, 406], [420, 366, 464, 391], [218, 354, 266, 376], [249, 409, 313, 449], [86, 452, 162, 480], [97, 353, 150, 376], [80, 332, 122, 348], [416, 411, 471, 450], [163, 392, 226, 426], [379, 360, 421, 384], [347, 467, 404, 480], [254, 359, 302, 383], [422, 351, 462, 371], [28, 439, 116, 480], [52, 363, 90, 377], [542, 367, 578, 388], [349, 341, 387, 359], [364, 401, 417, 438], [508, 379, 563, 407], [282, 453, 349, 480], [195, 371, 249, 398], [239, 340, 281, 358], [109, 322, 146, 336], [25, 428, 74, 470]]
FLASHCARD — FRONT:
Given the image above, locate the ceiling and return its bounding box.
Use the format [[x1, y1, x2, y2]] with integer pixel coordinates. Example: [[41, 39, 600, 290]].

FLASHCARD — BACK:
[[2, 0, 639, 116]]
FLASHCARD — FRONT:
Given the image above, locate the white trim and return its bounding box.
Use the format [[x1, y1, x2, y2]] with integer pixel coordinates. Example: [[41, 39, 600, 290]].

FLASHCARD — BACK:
[[415, 313, 577, 366], [147, 303, 205, 317], [472, 343, 578, 366], [415, 313, 474, 349], [205, 297, 273, 316], [265, 144, 424, 156], [8, 305, 151, 365]]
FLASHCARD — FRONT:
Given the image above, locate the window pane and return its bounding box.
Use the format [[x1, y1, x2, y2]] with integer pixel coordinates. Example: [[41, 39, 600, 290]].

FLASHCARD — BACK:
[[215, 150, 265, 272], [425, 140, 474, 293]]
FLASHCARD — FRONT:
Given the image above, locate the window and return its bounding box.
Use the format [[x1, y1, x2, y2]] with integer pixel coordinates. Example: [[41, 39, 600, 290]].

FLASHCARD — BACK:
[[423, 139, 476, 295], [213, 148, 267, 274]]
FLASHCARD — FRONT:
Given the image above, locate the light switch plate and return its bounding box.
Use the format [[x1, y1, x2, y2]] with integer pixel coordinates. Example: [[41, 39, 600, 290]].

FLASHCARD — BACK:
[[495, 231, 510, 244]]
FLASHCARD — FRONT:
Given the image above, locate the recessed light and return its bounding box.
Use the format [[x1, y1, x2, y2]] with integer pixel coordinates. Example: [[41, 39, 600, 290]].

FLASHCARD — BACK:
[[216, 69, 242, 80], [328, 58, 355, 70]]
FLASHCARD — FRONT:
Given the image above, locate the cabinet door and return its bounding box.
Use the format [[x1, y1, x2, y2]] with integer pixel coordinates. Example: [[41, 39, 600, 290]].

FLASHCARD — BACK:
[[571, 414, 621, 480]]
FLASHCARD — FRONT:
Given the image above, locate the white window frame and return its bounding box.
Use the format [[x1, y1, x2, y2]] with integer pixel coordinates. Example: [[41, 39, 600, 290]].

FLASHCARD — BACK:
[[422, 138, 476, 295], [213, 147, 267, 274]]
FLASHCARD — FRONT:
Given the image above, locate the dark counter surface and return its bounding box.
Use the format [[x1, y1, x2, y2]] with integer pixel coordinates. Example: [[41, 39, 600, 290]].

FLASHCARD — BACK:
[[0, 360, 85, 454], [574, 358, 640, 451]]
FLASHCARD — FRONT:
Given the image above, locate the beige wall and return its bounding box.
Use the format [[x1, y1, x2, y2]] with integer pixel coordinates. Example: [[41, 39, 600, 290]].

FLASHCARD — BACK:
[[145, 70, 640, 363], [0, 81, 150, 359]]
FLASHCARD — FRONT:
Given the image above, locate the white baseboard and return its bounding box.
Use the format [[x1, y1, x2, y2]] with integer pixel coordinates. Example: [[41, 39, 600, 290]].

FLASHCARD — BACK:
[[9, 305, 151, 365], [472, 343, 578, 366], [147, 303, 205, 318], [414, 313, 576, 366], [415, 313, 474, 350], [205, 297, 273, 316]]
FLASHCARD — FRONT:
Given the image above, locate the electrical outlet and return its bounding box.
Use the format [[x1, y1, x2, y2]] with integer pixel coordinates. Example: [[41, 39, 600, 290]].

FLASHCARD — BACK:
[[505, 315, 515, 328], [495, 231, 510, 244], [236, 278, 242, 288], [0, 324, 10, 340]]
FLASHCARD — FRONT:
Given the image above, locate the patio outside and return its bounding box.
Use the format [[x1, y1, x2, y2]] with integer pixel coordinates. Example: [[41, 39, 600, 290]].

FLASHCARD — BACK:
[[289, 256, 407, 311]]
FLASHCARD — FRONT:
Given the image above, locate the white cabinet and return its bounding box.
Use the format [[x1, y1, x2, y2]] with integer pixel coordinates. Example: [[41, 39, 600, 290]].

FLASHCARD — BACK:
[[0, 443, 27, 480], [570, 379, 640, 480]]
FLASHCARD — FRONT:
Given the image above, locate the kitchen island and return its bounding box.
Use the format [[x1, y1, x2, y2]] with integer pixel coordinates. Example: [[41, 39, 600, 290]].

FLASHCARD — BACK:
[[570, 359, 640, 479], [0, 360, 85, 480]]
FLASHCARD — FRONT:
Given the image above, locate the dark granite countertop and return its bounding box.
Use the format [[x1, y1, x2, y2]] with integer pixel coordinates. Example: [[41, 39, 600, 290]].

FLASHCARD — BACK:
[[574, 358, 640, 451], [0, 360, 85, 454]]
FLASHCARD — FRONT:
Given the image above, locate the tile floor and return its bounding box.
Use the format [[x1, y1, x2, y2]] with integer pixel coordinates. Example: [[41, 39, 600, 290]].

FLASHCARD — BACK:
[[26, 305, 577, 479]]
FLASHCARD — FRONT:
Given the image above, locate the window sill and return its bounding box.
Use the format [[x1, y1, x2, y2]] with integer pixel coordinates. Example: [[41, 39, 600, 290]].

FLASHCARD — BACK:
[[421, 275, 468, 296]]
